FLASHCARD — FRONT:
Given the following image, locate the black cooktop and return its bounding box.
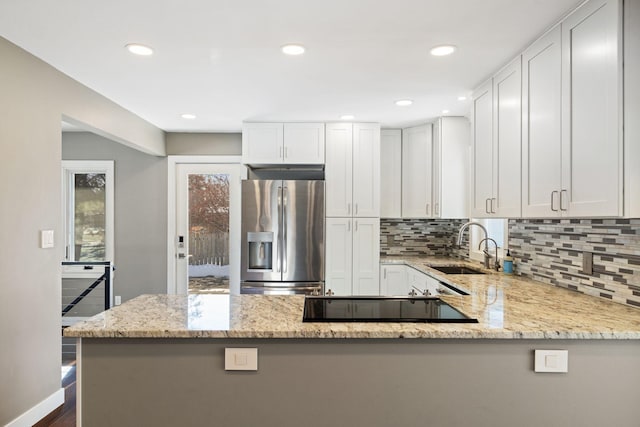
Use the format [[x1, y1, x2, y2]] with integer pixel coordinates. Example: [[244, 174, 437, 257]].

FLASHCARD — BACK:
[[303, 296, 478, 323]]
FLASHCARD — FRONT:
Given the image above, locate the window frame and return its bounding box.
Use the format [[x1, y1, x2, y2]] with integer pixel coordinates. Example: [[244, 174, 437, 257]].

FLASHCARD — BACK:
[[61, 160, 114, 268], [468, 218, 508, 264]]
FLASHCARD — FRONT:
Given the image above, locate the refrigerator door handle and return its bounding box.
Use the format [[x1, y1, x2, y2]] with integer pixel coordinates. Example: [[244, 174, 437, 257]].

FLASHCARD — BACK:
[[282, 186, 288, 273], [277, 186, 282, 272]]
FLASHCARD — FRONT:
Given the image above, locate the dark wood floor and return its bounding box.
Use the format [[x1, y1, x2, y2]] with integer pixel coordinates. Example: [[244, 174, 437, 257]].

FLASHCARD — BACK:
[[34, 360, 76, 427]]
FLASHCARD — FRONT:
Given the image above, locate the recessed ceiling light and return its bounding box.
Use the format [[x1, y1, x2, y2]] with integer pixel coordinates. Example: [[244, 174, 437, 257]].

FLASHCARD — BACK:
[[395, 99, 413, 107], [442, 109, 450, 114], [181, 114, 197, 119], [126, 43, 154, 56], [340, 115, 355, 120], [430, 45, 457, 56], [457, 96, 467, 101], [281, 44, 305, 55]]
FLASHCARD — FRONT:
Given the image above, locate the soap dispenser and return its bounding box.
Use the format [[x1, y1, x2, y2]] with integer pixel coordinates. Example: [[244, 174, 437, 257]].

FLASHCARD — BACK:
[[503, 250, 514, 274]]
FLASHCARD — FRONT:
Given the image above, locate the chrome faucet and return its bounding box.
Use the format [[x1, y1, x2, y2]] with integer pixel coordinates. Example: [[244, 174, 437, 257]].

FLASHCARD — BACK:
[[457, 221, 492, 269], [478, 237, 501, 271]]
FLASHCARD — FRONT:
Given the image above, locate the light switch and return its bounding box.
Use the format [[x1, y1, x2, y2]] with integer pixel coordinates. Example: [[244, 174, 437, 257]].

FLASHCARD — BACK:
[[225, 348, 258, 371], [40, 230, 54, 249], [535, 350, 568, 373]]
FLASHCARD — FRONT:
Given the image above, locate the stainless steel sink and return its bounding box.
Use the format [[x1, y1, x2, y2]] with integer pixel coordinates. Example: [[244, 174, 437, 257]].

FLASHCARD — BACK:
[[430, 266, 485, 275]]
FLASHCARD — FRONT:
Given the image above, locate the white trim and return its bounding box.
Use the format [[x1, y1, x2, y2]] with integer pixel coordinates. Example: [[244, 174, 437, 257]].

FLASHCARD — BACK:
[[61, 160, 114, 265], [166, 156, 245, 295], [5, 388, 65, 427], [76, 339, 82, 427]]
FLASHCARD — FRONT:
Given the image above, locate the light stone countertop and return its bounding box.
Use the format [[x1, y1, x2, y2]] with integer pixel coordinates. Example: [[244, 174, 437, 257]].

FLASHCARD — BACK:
[[64, 256, 640, 340]]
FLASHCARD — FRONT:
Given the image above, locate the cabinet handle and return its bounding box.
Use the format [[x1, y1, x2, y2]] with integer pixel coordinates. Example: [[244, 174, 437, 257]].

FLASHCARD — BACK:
[[551, 191, 559, 212], [347, 220, 351, 232], [485, 198, 491, 214], [355, 204, 358, 215], [560, 190, 568, 211], [426, 203, 430, 216], [355, 220, 358, 232], [383, 268, 387, 279], [491, 198, 496, 214], [435, 202, 439, 215]]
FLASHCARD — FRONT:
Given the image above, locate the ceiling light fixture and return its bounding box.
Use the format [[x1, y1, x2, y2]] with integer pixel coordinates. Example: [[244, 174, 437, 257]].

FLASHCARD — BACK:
[[457, 96, 467, 101], [442, 109, 450, 114], [181, 113, 197, 119], [340, 115, 355, 120], [430, 45, 457, 56], [125, 43, 154, 56], [281, 44, 305, 55], [395, 99, 413, 107]]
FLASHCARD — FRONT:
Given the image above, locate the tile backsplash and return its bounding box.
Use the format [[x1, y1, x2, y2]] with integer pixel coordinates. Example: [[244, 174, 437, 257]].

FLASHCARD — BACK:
[[508, 218, 640, 308], [380, 218, 469, 258]]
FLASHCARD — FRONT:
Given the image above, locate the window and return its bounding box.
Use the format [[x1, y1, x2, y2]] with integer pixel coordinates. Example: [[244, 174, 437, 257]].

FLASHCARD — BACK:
[[62, 161, 114, 262], [468, 218, 508, 263]]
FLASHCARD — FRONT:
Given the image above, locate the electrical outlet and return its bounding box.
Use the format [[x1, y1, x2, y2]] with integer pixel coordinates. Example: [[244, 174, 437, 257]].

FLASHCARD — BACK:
[[114, 296, 122, 305]]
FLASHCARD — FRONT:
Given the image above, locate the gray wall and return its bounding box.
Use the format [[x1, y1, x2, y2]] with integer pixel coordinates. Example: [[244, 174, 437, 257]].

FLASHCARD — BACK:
[[63, 132, 168, 302], [0, 35, 164, 425], [166, 132, 241, 155], [80, 338, 640, 427]]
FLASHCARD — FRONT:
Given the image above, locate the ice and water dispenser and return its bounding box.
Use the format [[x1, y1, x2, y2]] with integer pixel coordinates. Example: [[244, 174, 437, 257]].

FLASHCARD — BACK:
[[247, 232, 273, 270]]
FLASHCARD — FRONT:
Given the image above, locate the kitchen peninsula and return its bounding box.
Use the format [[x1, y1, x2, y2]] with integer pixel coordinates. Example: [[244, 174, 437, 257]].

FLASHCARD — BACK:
[[66, 258, 640, 427]]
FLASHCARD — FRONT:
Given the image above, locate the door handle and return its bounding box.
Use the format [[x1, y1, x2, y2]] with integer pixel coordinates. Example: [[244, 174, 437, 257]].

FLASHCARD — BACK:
[[282, 186, 288, 273], [560, 189, 568, 212], [177, 253, 186, 259], [485, 198, 490, 214], [551, 191, 559, 212]]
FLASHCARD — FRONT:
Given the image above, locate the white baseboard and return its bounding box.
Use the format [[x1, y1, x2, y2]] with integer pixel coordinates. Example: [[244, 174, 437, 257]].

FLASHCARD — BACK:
[[5, 388, 65, 427]]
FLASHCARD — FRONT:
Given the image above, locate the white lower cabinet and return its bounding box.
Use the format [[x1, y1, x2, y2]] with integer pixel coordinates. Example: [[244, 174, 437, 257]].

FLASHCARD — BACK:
[[325, 218, 380, 296], [379, 265, 441, 296], [379, 265, 408, 295]]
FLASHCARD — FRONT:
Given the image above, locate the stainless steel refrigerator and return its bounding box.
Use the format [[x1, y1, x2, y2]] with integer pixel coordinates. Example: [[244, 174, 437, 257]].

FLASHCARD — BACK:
[[240, 180, 324, 295]]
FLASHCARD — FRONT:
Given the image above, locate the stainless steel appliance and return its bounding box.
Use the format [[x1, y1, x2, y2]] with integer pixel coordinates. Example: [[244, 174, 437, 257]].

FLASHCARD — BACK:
[[303, 296, 478, 323], [241, 180, 324, 295]]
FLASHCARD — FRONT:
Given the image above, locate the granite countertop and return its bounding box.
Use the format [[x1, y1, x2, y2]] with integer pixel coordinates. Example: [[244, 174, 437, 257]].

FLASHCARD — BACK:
[[64, 256, 640, 340]]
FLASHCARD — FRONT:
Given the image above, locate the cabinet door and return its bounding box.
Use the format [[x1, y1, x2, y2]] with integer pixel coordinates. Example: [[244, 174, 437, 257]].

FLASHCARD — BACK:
[[522, 26, 562, 217], [380, 265, 408, 296], [325, 218, 353, 296], [561, 0, 622, 216], [493, 57, 522, 217], [402, 125, 433, 218], [380, 130, 402, 218], [352, 218, 380, 295], [437, 117, 469, 219], [283, 123, 325, 165], [470, 81, 494, 218], [353, 123, 380, 217], [241, 123, 284, 164], [325, 123, 353, 217]]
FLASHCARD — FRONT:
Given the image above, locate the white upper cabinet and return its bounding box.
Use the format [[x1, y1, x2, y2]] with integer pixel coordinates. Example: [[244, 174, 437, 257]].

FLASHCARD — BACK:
[[522, 26, 563, 217], [561, 0, 622, 217], [470, 81, 494, 217], [283, 123, 326, 164], [326, 123, 380, 218], [242, 122, 325, 165], [471, 58, 522, 218], [522, 0, 622, 218], [492, 58, 522, 218], [352, 123, 381, 218], [402, 124, 433, 218], [380, 130, 402, 218], [433, 117, 469, 218]]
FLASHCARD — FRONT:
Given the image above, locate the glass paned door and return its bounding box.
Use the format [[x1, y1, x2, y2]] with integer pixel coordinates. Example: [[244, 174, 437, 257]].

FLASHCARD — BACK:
[[73, 173, 107, 261], [174, 163, 243, 295], [188, 173, 230, 294]]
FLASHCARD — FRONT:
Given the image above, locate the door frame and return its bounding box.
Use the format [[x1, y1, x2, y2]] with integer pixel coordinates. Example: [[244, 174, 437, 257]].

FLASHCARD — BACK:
[[167, 156, 245, 295]]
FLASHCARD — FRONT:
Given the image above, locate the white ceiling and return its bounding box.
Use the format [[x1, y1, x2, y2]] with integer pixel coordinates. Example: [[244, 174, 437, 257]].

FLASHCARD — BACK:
[[0, 0, 582, 132]]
